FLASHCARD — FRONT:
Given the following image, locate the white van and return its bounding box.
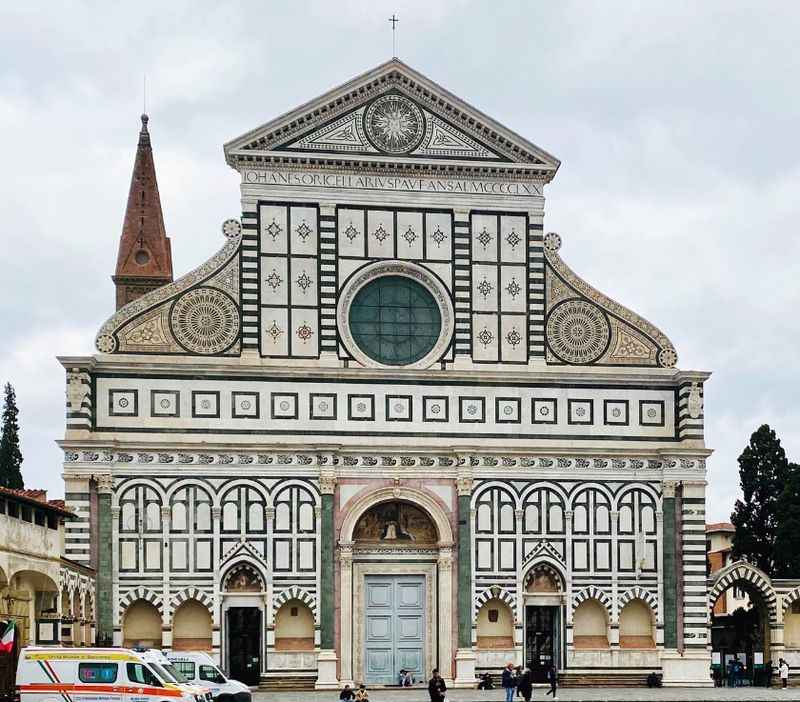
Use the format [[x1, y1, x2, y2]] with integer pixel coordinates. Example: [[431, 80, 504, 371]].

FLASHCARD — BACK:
[[135, 649, 212, 702], [17, 647, 203, 702], [165, 653, 250, 702]]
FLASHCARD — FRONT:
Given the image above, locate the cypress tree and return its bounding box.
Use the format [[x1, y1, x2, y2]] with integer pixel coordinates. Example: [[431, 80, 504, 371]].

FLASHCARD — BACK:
[[0, 382, 24, 489], [730, 424, 789, 575], [774, 464, 800, 578]]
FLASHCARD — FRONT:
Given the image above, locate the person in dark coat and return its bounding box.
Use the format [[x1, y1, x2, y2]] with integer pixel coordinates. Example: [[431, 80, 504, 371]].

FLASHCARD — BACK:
[[428, 668, 447, 702], [516, 667, 533, 702], [545, 663, 558, 700], [339, 684, 355, 700], [501, 662, 517, 702]]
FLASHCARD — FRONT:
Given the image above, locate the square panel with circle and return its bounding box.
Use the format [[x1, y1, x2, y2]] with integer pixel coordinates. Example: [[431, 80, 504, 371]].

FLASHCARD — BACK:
[[109, 389, 138, 417], [232, 392, 259, 419], [423, 396, 449, 422], [386, 395, 413, 422], [459, 396, 485, 423], [603, 399, 629, 426], [496, 397, 521, 424], [640, 399, 665, 426], [151, 390, 179, 418], [191, 391, 220, 419], [348, 394, 375, 421], [532, 397, 557, 425], [271, 393, 298, 420], [568, 398, 593, 425], [310, 393, 337, 420]]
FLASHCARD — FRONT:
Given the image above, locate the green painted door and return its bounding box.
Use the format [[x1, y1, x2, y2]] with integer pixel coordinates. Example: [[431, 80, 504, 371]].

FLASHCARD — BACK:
[[364, 575, 425, 685]]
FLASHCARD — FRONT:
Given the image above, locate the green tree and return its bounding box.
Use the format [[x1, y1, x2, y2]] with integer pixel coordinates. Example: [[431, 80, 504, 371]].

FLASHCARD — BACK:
[[0, 382, 24, 489], [730, 424, 789, 575], [773, 464, 800, 578]]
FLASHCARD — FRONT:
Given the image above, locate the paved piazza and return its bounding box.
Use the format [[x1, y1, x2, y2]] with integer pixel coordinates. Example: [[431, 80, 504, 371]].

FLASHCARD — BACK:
[[253, 688, 800, 702]]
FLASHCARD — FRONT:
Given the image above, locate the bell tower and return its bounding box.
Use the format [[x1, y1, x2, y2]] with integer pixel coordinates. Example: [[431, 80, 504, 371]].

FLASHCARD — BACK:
[[112, 114, 173, 310]]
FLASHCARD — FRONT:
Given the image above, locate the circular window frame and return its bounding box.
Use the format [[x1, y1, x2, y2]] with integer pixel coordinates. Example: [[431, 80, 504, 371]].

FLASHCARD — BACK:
[[337, 261, 454, 370]]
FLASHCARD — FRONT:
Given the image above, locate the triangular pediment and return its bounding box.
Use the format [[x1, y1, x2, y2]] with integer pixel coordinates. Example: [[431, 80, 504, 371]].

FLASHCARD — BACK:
[[224, 59, 560, 177]]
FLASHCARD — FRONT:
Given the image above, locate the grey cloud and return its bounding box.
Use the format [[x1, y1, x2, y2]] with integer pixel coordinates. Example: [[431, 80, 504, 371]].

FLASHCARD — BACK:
[[1, 0, 798, 519]]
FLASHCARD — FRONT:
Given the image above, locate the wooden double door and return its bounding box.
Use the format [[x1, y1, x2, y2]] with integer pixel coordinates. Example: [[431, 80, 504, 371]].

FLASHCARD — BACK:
[[364, 575, 425, 685]]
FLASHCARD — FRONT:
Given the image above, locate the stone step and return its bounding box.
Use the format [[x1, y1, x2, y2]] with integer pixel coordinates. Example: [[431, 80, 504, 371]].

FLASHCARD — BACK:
[[560, 672, 652, 687], [258, 674, 317, 691]]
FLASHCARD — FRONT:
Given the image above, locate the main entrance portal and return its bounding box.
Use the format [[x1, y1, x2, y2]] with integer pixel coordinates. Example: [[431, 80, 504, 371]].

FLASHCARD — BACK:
[[227, 607, 262, 685], [364, 575, 425, 685], [526, 605, 559, 683]]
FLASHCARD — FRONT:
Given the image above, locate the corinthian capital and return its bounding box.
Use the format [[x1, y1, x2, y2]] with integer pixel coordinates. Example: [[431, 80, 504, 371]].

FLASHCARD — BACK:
[[320, 469, 337, 495]]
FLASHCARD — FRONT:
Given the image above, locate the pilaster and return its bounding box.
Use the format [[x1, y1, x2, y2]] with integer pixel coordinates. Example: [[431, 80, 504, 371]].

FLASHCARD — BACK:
[[316, 467, 339, 689], [95, 473, 113, 646], [662, 480, 677, 650], [454, 461, 476, 687]]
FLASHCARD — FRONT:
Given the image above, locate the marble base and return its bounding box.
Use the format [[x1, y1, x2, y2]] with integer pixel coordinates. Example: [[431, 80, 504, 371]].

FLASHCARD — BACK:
[[661, 649, 713, 687], [314, 650, 339, 689], [453, 648, 477, 688]]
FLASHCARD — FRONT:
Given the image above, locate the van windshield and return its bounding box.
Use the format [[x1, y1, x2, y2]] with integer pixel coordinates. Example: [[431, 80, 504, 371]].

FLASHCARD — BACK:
[[199, 665, 226, 684], [148, 662, 177, 684], [160, 663, 188, 683]]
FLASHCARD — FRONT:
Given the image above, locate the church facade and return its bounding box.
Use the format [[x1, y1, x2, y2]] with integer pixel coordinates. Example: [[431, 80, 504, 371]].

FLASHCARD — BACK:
[[60, 60, 711, 687]]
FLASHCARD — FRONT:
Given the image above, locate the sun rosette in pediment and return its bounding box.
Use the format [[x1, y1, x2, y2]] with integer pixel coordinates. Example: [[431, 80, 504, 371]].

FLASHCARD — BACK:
[[95, 223, 242, 356], [543, 232, 678, 368], [224, 60, 560, 176]]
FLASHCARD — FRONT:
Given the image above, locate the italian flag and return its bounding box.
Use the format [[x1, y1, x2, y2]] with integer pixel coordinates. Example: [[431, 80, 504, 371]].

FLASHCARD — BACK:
[[0, 621, 15, 654]]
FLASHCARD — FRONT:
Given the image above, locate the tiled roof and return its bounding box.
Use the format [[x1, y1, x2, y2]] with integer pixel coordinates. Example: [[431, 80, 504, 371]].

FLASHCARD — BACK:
[[706, 522, 735, 533], [0, 486, 74, 517]]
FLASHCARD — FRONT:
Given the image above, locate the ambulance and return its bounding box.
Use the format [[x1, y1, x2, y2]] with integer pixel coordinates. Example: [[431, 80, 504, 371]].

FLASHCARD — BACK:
[[16, 648, 205, 702], [134, 650, 212, 702], [165, 653, 250, 702]]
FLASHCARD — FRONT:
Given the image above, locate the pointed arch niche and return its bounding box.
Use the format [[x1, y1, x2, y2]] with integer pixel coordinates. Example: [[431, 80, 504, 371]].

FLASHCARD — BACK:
[[220, 561, 268, 683]]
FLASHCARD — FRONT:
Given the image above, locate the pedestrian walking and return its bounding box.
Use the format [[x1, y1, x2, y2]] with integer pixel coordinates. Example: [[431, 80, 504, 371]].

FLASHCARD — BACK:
[[517, 667, 533, 702], [545, 663, 558, 700], [501, 662, 517, 702], [780, 658, 790, 689], [428, 668, 447, 702]]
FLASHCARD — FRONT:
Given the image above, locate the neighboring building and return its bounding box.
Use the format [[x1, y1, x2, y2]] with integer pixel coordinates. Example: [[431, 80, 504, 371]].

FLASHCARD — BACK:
[[0, 487, 96, 647], [706, 522, 749, 615], [60, 60, 714, 687]]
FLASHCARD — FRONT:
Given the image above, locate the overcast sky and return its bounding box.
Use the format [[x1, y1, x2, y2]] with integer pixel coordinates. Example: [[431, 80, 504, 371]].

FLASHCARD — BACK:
[[1, 1, 798, 520]]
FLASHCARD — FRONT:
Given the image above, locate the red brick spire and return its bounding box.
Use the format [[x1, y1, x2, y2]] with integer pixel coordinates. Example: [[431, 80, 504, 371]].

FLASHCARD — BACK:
[[112, 113, 173, 310]]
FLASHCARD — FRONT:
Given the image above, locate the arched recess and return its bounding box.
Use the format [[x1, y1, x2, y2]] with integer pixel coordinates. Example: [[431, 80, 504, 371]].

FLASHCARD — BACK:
[[122, 599, 162, 648], [339, 486, 453, 545], [475, 598, 514, 650], [222, 561, 267, 593], [783, 591, 800, 648], [118, 587, 163, 620], [619, 599, 655, 649], [173, 599, 212, 651], [273, 585, 317, 621], [573, 599, 609, 649], [572, 586, 612, 615], [274, 599, 315, 651], [474, 585, 517, 620], [171, 587, 214, 614], [708, 561, 777, 625]]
